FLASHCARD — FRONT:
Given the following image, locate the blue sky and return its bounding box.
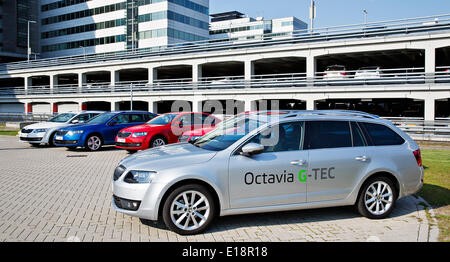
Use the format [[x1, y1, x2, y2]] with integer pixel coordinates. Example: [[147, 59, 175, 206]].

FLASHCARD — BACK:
[[210, 0, 450, 28]]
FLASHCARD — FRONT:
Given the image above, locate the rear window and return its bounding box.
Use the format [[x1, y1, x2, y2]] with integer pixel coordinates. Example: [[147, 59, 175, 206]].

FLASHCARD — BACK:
[[360, 122, 405, 146], [305, 121, 352, 149]]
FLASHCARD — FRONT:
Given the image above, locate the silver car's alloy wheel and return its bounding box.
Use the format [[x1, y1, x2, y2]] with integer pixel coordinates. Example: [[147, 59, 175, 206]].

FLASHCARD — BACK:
[[364, 181, 393, 216], [87, 136, 101, 151], [152, 138, 166, 147], [169, 190, 210, 231]]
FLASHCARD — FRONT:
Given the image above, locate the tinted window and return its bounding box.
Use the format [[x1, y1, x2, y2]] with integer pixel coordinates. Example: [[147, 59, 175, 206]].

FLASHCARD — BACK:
[[111, 114, 130, 124], [130, 114, 145, 123], [351, 122, 366, 147], [361, 122, 405, 146], [201, 114, 216, 125], [248, 122, 303, 153], [70, 113, 91, 124], [143, 114, 155, 121], [305, 121, 352, 149]]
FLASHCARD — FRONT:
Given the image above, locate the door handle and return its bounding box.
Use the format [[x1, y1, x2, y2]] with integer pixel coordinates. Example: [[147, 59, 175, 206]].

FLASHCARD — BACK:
[[355, 156, 370, 162], [290, 160, 306, 166]]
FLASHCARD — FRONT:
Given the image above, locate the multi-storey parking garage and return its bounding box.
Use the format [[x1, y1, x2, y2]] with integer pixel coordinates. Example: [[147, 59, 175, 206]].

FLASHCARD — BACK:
[[0, 14, 449, 120]]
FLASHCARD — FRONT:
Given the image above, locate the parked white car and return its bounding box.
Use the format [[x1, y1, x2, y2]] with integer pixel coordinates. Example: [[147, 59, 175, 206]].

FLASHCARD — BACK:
[[323, 65, 348, 80], [19, 111, 103, 147], [355, 66, 383, 79]]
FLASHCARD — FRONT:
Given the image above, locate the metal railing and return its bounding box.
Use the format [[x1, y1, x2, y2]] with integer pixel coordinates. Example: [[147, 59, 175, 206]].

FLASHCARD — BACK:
[[0, 66, 448, 96], [1, 13, 450, 72], [0, 113, 55, 123]]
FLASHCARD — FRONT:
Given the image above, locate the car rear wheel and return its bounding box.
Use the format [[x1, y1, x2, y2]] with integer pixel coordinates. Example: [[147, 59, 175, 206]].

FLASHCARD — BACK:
[[357, 176, 397, 219], [162, 184, 216, 235], [150, 136, 167, 148], [85, 135, 103, 151]]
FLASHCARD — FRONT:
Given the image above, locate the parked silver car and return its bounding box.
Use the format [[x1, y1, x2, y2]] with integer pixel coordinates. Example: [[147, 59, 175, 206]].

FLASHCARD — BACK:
[[112, 110, 424, 235], [19, 111, 103, 146]]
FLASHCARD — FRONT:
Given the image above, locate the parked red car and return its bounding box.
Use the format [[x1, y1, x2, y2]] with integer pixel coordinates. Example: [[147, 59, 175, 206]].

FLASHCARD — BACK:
[[115, 112, 219, 152]]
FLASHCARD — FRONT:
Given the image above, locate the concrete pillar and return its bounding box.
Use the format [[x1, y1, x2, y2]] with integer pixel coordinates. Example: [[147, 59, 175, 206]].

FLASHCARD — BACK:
[[148, 101, 158, 113], [148, 67, 158, 84], [78, 73, 86, 88], [424, 98, 435, 122], [244, 100, 252, 112], [307, 55, 317, 87], [192, 64, 203, 83], [425, 48, 436, 83], [24, 77, 32, 94], [50, 75, 58, 90], [244, 60, 254, 80], [111, 70, 119, 85], [306, 99, 316, 110], [192, 100, 202, 112], [113, 101, 121, 111]]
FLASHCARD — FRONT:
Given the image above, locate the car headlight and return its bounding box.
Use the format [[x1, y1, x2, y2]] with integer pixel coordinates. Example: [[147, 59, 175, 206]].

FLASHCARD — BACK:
[[132, 132, 148, 138], [33, 129, 48, 133], [67, 130, 84, 136], [124, 171, 156, 184]]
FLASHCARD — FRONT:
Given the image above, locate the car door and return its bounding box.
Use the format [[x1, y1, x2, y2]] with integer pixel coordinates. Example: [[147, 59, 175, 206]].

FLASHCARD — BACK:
[[228, 121, 308, 209], [304, 120, 368, 202], [104, 114, 131, 144]]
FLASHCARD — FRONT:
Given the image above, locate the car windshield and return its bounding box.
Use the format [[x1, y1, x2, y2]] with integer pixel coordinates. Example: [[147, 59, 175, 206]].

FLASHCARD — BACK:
[[48, 113, 76, 123], [193, 114, 269, 152], [86, 112, 116, 124], [146, 114, 179, 125]]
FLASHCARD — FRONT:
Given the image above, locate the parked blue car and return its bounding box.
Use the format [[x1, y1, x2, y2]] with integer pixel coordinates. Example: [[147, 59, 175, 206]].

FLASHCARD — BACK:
[[53, 111, 157, 151]]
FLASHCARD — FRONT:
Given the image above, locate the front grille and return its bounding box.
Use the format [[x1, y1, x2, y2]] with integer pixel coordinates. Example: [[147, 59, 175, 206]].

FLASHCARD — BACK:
[[21, 129, 33, 134], [56, 131, 68, 136], [117, 132, 132, 138], [20, 137, 42, 142], [113, 165, 126, 181], [116, 142, 142, 148], [54, 140, 78, 145]]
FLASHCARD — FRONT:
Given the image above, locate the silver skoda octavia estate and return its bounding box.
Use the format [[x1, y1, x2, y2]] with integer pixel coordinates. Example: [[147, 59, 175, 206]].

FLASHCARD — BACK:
[[112, 111, 424, 235]]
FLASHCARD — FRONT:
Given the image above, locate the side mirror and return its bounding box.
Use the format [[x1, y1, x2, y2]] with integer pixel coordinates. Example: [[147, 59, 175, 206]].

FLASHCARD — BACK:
[[240, 143, 264, 157], [109, 121, 118, 126], [71, 119, 79, 124]]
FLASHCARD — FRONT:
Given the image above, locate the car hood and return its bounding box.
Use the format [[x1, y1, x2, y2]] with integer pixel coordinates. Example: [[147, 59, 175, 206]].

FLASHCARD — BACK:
[[23, 121, 67, 130], [60, 123, 102, 131], [121, 124, 165, 133], [119, 143, 216, 172]]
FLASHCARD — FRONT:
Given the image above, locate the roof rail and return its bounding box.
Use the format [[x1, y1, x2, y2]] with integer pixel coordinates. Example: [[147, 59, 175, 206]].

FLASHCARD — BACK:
[[284, 110, 380, 119]]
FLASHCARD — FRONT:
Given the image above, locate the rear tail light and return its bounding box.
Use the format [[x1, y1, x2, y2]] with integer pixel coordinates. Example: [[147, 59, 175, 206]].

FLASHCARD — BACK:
[[413, 149, 422, 167]]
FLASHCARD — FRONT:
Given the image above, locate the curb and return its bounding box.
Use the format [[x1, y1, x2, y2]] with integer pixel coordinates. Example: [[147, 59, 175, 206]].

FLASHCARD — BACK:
[[415, 195, 440, 242]]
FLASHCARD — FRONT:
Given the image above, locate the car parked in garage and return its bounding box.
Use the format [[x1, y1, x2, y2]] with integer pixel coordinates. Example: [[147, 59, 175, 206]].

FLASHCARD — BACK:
[[54, 111, 157, 151], [19, 111, 103, 147], [354, 66, 383, 79], [112, 110, 423, 235], [323, 65, 348, 80], [115, 112, 219, 152]]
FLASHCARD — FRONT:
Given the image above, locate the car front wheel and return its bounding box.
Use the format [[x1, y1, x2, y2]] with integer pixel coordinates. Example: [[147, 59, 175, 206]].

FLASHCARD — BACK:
[[85, 135, 103, 151], [162, 184, 216, 235], [357, 176, 397, 219]]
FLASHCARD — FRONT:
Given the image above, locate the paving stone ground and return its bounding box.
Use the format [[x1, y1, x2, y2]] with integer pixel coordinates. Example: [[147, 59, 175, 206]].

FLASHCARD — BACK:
[[0, 135, 438, 242]]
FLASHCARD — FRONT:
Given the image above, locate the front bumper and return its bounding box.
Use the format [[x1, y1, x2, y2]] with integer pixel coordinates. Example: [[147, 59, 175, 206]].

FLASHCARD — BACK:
[[115, 137, 147, 150], [19, 132, 46, 144], [54, 133, 84, 147], [112, 178, 166, 221]]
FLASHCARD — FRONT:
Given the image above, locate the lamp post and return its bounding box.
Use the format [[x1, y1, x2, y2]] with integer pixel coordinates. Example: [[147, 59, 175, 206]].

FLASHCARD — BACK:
[[27, 20, 37, 62], [363, 9, 368, 25], [309, 0, 316, 33]]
